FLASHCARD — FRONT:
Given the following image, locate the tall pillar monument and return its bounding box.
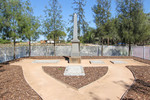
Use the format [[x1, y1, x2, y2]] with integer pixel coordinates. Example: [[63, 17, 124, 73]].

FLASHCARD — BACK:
[[69, 13, 81, 63]]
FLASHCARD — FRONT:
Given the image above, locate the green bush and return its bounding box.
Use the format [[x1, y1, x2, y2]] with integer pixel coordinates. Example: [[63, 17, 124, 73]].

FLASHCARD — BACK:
[[0, 39, 11, 44]]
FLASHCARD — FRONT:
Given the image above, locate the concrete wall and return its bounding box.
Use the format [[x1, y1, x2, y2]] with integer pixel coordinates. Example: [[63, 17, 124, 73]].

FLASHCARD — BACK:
[[0, 45, 130, 63], [0, 46, 29, 63], [103, 46, 128, 56]]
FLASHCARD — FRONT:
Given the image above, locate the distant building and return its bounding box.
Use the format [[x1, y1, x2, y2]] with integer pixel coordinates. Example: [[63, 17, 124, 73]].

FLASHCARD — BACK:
[[40, 40, 46, 44], [40, 39, 54, 44], [47, 39, 54, 44]]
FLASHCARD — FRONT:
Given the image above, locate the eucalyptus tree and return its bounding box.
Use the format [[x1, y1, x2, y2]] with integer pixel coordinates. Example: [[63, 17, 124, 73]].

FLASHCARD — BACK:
[[92, 0, 111, 56], [116, 0, 149, 56], [0, 0, 3, 35], [43, 0, 64, 56], [0, 0, 24, 59], [21, 0, 40, 56], [104, 18, 120, 45], [0, 0, 11, 40]]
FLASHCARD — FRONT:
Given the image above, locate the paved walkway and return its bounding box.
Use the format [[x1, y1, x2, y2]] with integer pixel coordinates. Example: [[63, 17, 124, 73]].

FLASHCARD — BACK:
[[10, 59, 148, 100]]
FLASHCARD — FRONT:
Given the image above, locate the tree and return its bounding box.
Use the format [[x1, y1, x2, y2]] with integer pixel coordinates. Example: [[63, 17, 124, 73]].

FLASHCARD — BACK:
[[21, 0, 40, 56], [47, 30, 66, 42], [0, 0, 3, 35], [67, 0, 88, 42], [0, 0, 11, 39], [0, 0, 24, 59], [104, 18, 120, 45], [67, 14, 74, 42], [92, 0, 111, 56], [116, 0, 149, 56], [82, 27, 96, 43], [43, 0, 64, 56]]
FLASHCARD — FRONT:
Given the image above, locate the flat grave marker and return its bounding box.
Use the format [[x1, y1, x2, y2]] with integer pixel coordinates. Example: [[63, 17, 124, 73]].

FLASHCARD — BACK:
[[90, 60, 105, 64], [110, 60, 127, 64], [64, 66, 85, 76], [32, 60, 59, 63]]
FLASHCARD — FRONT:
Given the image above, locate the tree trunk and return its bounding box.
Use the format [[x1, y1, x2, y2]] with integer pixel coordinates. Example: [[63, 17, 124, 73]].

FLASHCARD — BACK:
[[101, 38, 103, 56], [13, 39, 16, 59], [54, 33, 56, 56], [107, 37, 109, 46], [29, 40, 31, 57], [128, 41, 131, 56]]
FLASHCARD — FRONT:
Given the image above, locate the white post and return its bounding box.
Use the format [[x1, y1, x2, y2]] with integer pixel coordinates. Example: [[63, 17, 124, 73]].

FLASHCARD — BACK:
[[143, 46, 145, 59]]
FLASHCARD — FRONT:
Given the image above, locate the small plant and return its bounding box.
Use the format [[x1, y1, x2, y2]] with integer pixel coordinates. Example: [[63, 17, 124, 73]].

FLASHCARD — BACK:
[[58, 68, 62, 70]]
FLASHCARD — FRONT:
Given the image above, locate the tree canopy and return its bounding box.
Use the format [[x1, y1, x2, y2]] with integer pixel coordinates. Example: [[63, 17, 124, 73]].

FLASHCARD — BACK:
[[43, 0, 65, 55]]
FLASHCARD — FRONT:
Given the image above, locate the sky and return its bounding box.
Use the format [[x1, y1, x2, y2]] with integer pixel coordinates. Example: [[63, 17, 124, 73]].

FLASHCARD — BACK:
[[29, 0, 150, 41]]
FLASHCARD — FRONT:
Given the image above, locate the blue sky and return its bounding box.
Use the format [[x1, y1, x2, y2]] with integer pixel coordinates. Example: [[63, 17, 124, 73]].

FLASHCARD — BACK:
[[30, 0, 150, 41]]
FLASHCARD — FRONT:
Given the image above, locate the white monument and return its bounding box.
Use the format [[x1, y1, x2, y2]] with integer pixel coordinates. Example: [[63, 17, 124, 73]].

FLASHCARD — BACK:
[[69, 13, 81, 63]]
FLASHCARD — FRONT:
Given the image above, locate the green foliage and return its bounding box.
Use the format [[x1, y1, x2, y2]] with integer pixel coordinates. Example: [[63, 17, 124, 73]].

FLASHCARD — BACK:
[[82, 27, 96, 43], [116, 0, 149, 44], [0, 0, 40, 58], [92, 0, 111, 27], [47, 30, 66, 41], [43, 0, 64, 39], [21, 0, 40, 41], [92, 0, 111, 39], [116, 0, 150, 55], [67, 15, 74, 42], [103, 18, 120, 42], [0, 0, 23, 40], [0, 39, 11, 44], [43, 0, 64, 56]]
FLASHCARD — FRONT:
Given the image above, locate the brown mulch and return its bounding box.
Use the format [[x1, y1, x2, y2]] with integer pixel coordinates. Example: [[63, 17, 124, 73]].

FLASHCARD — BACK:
[[42, 66, 108, 89], [122, 66, 150, 100], [0, 65, 42, 100]]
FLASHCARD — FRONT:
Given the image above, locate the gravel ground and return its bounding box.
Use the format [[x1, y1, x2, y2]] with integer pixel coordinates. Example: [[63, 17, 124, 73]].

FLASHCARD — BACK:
[[43, 66, 108, 89], [0, 65, 42, 100], [122, 65, 150, 100]]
